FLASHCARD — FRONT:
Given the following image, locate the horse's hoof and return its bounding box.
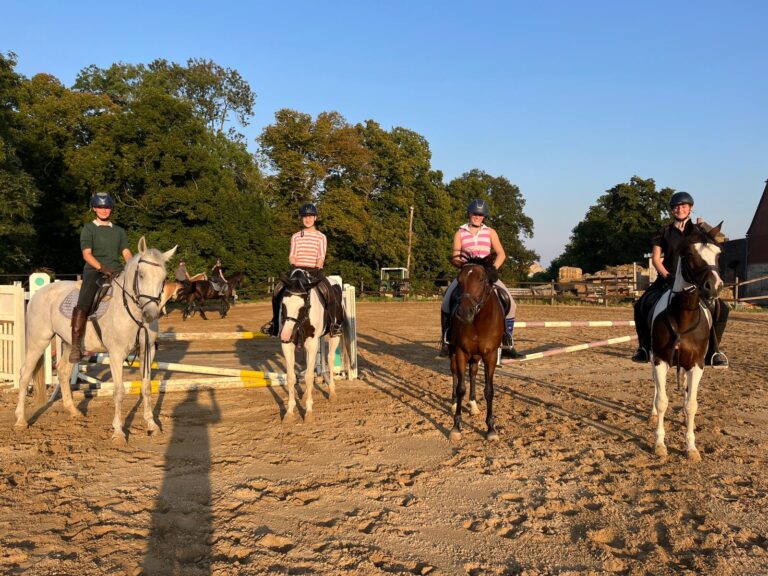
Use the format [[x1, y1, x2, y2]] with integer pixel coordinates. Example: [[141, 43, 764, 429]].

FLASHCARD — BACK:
[[304, 411, 315, 423], [686, 449, 701, 462], [328, 391, 337, 402], [147, 426, 162, 437], [13, 419, 29, 430], [469, 402, 481, 416], [449, 429, 462, 442], [654, 444, 668, 458], [283, 412, 295, 424], [69, 409, 84, 420], [112, 433, 127, 446], [486, 431, 499, 442]]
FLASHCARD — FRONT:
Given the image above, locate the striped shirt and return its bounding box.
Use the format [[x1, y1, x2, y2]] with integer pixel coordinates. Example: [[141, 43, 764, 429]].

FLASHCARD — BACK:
[[458, 224, 492, 258], [290, 229, 327, 268]]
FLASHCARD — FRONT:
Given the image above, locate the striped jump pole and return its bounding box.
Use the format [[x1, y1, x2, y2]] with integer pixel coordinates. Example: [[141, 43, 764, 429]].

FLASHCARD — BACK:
[[82, 353, 287, 384], [73, 375, 278, 397], [157, 331, 270, 341], [514, 320, 635, 328], [500, 334, 637, 364]]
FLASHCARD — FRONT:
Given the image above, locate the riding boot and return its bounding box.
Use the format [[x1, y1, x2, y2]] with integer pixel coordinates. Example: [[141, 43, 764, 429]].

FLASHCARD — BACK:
[[260, 284, 284, 337], [501, 318, 522, 359], [68, 307, 89, 363], [705, 300, 730, 368], [438, 311, 450, 357], [631, 297, 650, 363]]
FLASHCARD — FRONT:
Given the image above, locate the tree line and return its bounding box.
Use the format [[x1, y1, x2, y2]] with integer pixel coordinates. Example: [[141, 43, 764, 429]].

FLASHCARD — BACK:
[[1, 52, 675, 288]]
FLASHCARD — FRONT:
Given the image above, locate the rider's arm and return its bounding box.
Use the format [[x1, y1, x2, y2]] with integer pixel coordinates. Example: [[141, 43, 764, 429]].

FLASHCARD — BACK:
[[651, 245, 669, 279], [122, 248, 132, 262], [450, 230, 463, 268], [489, 229, 506, 269], [82, 248, 102, 270]]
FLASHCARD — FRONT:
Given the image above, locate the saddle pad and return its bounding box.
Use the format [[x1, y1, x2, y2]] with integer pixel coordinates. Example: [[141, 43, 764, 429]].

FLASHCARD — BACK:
[[59, 289, 111, 320]]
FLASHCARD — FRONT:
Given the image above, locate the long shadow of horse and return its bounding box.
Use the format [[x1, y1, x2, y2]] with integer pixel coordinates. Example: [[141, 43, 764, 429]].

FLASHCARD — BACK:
[[141, 388, 221, 575]]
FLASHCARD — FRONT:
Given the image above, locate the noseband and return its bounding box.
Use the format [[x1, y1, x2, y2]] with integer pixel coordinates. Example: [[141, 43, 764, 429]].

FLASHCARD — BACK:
[[457, 266, 492, 323]]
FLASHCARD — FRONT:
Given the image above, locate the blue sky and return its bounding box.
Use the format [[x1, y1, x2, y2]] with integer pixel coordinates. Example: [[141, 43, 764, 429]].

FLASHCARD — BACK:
[[3, 0, 766, 266]]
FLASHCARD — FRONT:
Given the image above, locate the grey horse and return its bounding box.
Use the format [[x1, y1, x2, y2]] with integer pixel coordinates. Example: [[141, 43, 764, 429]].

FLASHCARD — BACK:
[[14, 237, 177, 444]]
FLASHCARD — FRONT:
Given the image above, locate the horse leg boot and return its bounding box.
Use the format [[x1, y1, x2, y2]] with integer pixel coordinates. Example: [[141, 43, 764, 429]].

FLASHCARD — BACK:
[[438, 311, 450, 357], [68, 307, 89, 363], [501, 318, 522, 359]]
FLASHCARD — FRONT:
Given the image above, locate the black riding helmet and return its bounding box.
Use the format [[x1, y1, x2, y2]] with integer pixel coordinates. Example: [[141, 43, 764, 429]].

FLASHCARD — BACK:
[[90, 192, 115, 209], [467, 198, 490, 217], [299, 202, 318, 217], [669, 191, 694, 207]]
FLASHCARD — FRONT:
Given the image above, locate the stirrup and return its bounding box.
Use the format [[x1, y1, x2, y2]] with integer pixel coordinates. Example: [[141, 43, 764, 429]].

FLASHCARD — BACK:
[[631, 348, 649, 363], [501, 346, 522, 360], [260, 321, 274, 336], [708, 352, 729, 369], [438, 341, 450, 358]]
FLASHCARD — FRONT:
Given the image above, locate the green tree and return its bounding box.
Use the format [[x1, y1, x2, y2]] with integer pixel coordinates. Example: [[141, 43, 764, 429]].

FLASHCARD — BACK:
[[551, 176, 673, 274], [0, 52, 41, 273], [446, 169, 538, 281]]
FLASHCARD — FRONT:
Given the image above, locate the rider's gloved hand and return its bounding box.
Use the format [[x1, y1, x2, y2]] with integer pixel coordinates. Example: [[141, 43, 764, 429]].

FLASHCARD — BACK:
[[665, 273, 675, 287], [486, 266, 499, 285], [98, 264, 114, 279]]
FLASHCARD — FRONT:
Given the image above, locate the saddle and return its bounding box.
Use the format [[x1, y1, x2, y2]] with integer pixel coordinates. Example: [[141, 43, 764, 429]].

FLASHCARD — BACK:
[[59, 280, 113, 320]]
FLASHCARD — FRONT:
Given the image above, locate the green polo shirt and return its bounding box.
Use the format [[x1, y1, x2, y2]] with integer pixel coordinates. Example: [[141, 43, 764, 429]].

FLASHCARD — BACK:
[[80, 221, 129, 271]]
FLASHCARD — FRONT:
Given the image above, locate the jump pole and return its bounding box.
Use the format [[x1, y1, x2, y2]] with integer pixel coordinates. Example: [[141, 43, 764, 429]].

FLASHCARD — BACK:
[[515, 320, 635, 329], [82, 353, 288, 383], [500, 334, 637, 365], [157, 331, 269, 341]]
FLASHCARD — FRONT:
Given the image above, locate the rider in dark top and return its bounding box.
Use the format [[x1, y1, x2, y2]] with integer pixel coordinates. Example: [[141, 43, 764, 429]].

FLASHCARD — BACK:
[[70, 193, 132, 362], [631, 191, 729, 367]]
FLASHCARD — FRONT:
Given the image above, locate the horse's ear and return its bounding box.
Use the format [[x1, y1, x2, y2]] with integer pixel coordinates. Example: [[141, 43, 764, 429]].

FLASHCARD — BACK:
[[709, 221, 723, 238], [162, 245, 178, 262], [137, 236, 147, 254]]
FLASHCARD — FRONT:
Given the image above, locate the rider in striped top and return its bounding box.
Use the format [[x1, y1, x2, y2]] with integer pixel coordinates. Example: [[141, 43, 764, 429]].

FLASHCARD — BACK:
[[261, 202, 343, 337], [439, 198, 520, 359]]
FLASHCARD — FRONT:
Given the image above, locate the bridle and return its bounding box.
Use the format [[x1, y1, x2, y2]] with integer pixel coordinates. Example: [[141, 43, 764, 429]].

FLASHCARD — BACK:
[[105, 256, 165, 379], [457, 264, 493, 323]]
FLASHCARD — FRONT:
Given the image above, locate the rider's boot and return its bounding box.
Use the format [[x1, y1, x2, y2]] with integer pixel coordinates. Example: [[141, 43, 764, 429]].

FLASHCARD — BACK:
[[500, 318, 522, 359], [438, 311, 450, 357], [260, 285, 284, 337], [68, 307, 89, 363], [705, 300, 729, 368], [631, 347, 650, 363]]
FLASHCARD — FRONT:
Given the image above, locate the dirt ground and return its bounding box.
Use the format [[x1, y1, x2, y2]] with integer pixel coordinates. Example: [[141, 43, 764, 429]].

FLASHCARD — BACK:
[[1, 300, 767, 575]]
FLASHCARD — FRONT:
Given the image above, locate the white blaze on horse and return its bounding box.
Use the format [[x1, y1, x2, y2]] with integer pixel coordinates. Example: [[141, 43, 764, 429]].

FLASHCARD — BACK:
[[278, 269, 342, 422], [648, 223, 723, 462], [14, 237, 177, 444]]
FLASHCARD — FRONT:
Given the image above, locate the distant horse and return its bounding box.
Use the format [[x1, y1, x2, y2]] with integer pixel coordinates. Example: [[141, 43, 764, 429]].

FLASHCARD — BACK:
[[159, 281, 184, 316], [183, 271, 243, 320], [448, 254, 505, 441], [14, 237, 177, 443], [648, 222, 724, 461], [279, 268, 343, 422]]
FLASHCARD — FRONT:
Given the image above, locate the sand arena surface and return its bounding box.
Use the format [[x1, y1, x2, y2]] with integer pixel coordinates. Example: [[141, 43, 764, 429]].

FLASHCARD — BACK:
[[1, 301, 767, 575]]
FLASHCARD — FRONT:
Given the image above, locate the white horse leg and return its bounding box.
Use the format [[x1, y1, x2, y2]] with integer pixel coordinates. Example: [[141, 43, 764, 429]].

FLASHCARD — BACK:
[[140, 342, 161, 436], [282, 342, 297, 422], [302, 337, 320, 421], [110, 356, 127, 444], [327, 335, 340, 401], [14, 338, 53, 428], [57, 352, 81, 420], [684, 367, 703, 462], [653, 362, 669, 457], [648, 360, 659, 424]]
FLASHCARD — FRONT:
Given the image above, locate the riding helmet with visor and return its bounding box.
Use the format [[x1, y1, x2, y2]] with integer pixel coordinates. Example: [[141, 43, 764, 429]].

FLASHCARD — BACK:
[[467, 199, 490, 217], [90, 192, 115, 209], [299, 202, 318, 217], [669, 191, 694, 207]]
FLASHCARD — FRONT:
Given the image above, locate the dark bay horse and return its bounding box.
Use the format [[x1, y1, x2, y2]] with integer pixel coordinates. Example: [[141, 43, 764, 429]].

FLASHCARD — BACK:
[[448, 254, 505, 441], [183, 271, 244, 320], [649, 222, 724, 461]]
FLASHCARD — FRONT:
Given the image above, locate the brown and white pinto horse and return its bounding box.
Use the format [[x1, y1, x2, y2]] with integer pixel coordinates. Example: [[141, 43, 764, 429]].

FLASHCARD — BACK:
[[448, 254, 505, 441], [649, 222, 724, 461]]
